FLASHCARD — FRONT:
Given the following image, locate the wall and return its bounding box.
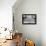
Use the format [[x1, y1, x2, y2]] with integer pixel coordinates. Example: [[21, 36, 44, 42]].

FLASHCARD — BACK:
[[0, 0, 16, 30], [13, 0, 41, 46], [41, 0, 46, 46]]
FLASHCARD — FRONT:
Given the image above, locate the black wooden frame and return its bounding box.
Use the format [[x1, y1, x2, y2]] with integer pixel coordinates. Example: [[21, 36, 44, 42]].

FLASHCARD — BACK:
[[22, 14, 37, 25]]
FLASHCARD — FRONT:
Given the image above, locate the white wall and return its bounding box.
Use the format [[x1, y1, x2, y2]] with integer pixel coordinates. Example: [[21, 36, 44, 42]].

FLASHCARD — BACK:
[[41, 0, 46, 46], [13, 0, 41, 46], [0, 0, 16, 30]]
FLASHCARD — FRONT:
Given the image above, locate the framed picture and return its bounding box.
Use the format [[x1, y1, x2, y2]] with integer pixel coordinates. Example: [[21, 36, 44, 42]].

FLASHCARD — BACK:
[[22, 14, 37, 24]]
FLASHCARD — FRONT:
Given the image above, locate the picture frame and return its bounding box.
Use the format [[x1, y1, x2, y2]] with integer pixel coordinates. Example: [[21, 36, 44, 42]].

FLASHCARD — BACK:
[[22, 14, 37, 24]]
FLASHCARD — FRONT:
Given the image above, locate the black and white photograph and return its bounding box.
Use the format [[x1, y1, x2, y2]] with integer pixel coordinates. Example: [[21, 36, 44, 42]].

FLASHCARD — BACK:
[[22, 14, 37, 24]]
